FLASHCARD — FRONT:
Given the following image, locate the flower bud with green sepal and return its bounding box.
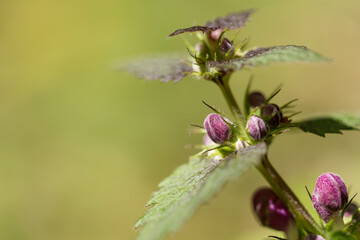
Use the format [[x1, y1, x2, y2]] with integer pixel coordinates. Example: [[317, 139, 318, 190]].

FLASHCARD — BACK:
[[246, 115, 269, 141], [203, 113, 234, 144], [312, 172, 348, 223], [261, 103, 283, 128]]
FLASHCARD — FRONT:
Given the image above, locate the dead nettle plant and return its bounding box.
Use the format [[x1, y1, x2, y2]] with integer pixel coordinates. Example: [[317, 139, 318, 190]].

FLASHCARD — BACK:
[[122, 9, 360, 240]]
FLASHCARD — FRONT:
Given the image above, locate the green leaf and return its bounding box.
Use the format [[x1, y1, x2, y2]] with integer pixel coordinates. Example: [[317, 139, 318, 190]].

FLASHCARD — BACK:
[[168, 9, 254, 37], [121, 55, 192, 82], [329, 231, 357, 240], [298, 114, 360, 137], [135, 143, 267, 240], [208, 45, 329, 71]]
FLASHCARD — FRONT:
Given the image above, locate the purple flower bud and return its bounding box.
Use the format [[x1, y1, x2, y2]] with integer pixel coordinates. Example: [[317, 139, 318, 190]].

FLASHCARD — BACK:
[[304, 235, 326, 240], [312, 172, 348, 222], [203, 113, 233, 144], [220, 38, 234, 56], [202, 134, 214, 146], [252, 187, 294, 232], [261, 103, 283, 127], [246, 115, 269, 141], [248, 91, 266, 108]]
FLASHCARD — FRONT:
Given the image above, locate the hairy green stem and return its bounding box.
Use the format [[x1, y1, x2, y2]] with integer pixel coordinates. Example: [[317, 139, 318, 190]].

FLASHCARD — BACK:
[[216, 75, 249, 139], [257, 155, 326, 237]]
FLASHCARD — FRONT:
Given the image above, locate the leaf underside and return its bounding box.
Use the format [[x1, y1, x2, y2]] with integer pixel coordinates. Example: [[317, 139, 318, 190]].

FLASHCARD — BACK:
[[299, 114, 360, 137], [135, 143, 267, 240], [122, 56, 192, 82], [208, 45, 329, 71], [168, 9, 254, 37]]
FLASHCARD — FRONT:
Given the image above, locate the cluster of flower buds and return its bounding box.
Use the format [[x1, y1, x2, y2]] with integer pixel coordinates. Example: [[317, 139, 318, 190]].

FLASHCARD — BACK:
[[203, 113, 233, 144], [246, 91, 285, 141], [312, 172, 348, 223], [252, 187, 294, 233]]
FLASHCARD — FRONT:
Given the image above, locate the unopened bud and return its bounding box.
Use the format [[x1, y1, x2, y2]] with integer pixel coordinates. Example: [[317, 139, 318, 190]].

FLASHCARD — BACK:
[[246, 115, 268, 141], [304, 235, 326, 240], [220, 38, 234, 56], [202, 134, 214, 146], [261, 103, 283, 127], [209, 29, 223, 41], [248, 91, 266, 108], [203, 113, 233, 144], [344, 203, 358, 224], [252, 187, 294, 232], [312, 172, 348, 222]]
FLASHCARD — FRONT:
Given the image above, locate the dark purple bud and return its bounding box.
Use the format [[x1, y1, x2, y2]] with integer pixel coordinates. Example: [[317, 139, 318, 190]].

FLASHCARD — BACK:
[[220, 38, 234, 56], [304, 235, 326, 240], [248, 91, 266, 108], [203, 113, 233, 144], [344, 203, 358, 219], [261, 103, 283, 127], [246, 115, 269, 140], [252, 187, 294, 232], [312, 172, 348, 222]]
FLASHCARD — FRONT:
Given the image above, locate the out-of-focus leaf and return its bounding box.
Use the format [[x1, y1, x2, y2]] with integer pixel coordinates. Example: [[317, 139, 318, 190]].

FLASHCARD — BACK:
[[298, 114, 360, 137], [329, 231, 357, 240], [168, 26, 217, 37], [122, 56, 192, 82], [208, 45, 328, 71], [168, 9, 254, 37], [135, 143, 267, 240], [205, 9, 254, 30]]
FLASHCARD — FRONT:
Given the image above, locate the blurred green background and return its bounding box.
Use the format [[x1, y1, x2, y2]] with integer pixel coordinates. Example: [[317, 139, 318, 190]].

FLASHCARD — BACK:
[[1, 0, 360, 239]]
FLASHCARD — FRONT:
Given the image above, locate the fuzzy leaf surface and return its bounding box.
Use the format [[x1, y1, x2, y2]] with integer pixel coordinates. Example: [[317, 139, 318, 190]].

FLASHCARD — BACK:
[[122, 56, 192, 82], [204, 9, 254, 30], [168, 9, 254, 37], [135, 143, 267, 240], [208, 45, 328, 71], [298, 114, 360, 137]]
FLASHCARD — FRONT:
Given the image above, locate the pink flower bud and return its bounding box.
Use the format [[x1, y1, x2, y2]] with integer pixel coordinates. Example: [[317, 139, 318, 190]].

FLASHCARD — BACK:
[[246, 115, 269, 141], [252, 187, 294, 232], [312, 172, 348, 222], [203, 113, 233, 144], [209, 29, 223, 41]]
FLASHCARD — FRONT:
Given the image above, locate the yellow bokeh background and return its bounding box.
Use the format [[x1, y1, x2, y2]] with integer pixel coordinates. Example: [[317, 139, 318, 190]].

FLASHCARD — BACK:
[[1, 0, 360, 239]]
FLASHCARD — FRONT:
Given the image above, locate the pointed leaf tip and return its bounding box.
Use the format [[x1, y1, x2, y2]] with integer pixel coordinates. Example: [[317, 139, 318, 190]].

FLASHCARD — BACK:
[[298, 114, 360, 137]]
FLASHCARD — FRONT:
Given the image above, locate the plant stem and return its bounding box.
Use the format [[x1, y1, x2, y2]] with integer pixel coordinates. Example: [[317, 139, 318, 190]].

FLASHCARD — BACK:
[[257, 155, 326, 237], [216, 75, 248, 138]]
